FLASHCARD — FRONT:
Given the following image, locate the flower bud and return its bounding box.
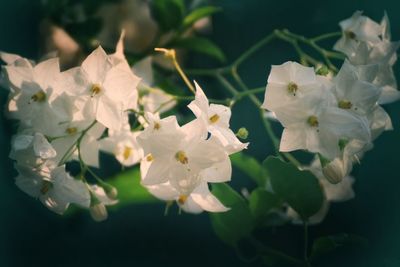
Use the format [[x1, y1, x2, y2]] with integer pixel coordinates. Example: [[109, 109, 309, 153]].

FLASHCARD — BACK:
[[236, 127, 249, 139], [102, 183, 118, 200], [316, 65, 329, 76], [322, 159, 345, 184], [90, 203, 108, 222]]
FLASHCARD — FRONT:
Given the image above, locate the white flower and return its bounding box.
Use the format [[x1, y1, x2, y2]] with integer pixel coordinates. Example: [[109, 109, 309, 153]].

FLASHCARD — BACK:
[[15, 164, 90, 214], [51, 122, 105, 167], [10, 132, 56, 166], [334, 11, 382, 56], [133, 57, 177, 114], [262, 61, 319, 111], [275, 90, 371, 159], [59, 46, 140, 130], [145, 180, 228, 214], [137, 117, 227, 186], [99, 130, 143, 166], [3, 57, 64, 123], [188, 82, 248, 154], [333, 60, 381, 115]]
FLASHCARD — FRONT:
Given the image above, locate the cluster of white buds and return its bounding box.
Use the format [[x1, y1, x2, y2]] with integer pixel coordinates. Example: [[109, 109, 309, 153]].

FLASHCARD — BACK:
[[262, 12, 399, 222], [1, 31, 246, 219]]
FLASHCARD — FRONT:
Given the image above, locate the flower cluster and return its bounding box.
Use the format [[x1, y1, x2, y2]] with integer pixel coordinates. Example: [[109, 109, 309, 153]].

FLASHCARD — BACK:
[[1, 34, 245, 219], [262, 11, 398, 187]]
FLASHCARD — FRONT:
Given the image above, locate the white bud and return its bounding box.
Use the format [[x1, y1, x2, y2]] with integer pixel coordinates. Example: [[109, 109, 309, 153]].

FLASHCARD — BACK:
[[90, 204, 108, 222], [105, 186, 118, 200], [322, 159, 346, 184]]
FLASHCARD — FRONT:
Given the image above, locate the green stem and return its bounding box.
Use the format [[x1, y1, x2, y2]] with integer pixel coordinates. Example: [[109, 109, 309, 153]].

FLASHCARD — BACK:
[[311, 31, 342, 42], [233, 32, 277, 67], [216, 74, 240, 96], [249, 237, 305, 266], [303, 220, 311, 267], [280, 29, 342, 71]]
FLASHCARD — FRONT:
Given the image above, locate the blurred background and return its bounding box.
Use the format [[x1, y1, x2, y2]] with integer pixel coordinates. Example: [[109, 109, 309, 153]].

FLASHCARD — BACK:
[[1, 0, 400, 266]]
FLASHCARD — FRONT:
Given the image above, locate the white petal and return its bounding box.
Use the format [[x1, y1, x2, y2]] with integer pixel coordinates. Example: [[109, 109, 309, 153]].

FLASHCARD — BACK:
[[33, 133, 57, 159], [201, 157, 232, 183], [82, 46, 112, 83], [191, 181, 229, 212], [96, 96, 123, 130]]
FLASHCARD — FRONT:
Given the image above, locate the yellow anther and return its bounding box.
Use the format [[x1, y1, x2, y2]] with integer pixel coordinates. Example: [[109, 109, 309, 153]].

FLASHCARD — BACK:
[[154, 122, 161, 130], [123, 146, 133, 160], [65, 127, 78, 135], [307, 115, 319, 127], [175, 151, 188, 164], [146, 154, 154, 162], [30, 90, 46, 103], [338, 100, 353, 109], [90, 83, 102, 97], [287, 82, 298, 95], [178, 195, 188, 205], [209, 114, 220, 124]]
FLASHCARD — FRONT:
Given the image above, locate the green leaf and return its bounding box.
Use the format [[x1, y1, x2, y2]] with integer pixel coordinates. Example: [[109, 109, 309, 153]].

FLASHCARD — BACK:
[[310, 233, 368, 261], [107, 168, 157, 209], [263, 156, 324, 219], [182, 6, 222, 28], [248, 188, 281, 222], [231, 152, 266, 186], [170, 37, 226, 62], [209, 183, 254, 246], [150, 0, 185, 32]]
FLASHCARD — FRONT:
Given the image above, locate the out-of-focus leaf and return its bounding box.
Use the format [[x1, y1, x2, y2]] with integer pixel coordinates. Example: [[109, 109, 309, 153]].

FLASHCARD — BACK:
[[248, 188, 281, 224], [231, 152, 266, 186], [310, 233, 368, 261], [182, 6, 221, 28], [209, 183, 254, 246], [170, 36, 226, 62], [64, 18, 103, 44], [108, 167, 157, 209], [150, 0, 185, 32], [263, 156, 324, 220]]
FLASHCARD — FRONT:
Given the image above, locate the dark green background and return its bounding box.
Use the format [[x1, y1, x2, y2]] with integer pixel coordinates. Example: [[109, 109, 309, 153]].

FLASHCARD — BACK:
[[1, 0, 400, 266]]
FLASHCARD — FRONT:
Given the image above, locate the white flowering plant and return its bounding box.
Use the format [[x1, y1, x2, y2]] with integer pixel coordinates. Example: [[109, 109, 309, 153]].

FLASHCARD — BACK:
[[1, 3, 399, 266]]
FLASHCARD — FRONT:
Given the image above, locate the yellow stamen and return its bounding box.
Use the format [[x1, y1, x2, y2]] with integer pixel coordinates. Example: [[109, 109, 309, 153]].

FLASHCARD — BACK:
[[65, 127, 78, 135], [30, 90, 46, 103], [154, 122, 161, 130], [287, 82, 298, 95], [307, 115, 319, 127], [90, 83, 102, 97], [178, 195, 188, 205], [146, 154, 154, 162], [175, 151, 188, 164], [338, 100, 353, 109], [123, 146, 133, 160], [209, 114, 220, 124]]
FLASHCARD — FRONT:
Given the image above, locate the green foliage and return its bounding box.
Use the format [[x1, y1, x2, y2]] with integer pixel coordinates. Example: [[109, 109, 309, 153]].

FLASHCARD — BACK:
[[107, 167, 157, 209], [209, 183, 254, 246], [231, 152, 266, 187], [182, 6, 222, 28], [170, 37, 226, 62], [263, 156, 324, 220], [310, 233, 368, 261], [150, 0, 185, 32], [248, 188, 281, 225]]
